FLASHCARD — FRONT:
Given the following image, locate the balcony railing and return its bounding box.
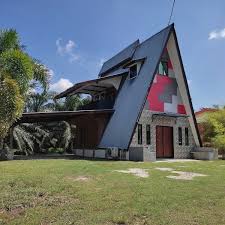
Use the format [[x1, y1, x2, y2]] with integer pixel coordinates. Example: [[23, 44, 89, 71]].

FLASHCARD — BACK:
[[78, 99, 115, 110]]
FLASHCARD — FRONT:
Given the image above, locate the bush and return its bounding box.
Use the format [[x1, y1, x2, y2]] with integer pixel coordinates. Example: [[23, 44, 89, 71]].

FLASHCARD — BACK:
[[0, 145, 14, 161], [48, 147, 64, 154]]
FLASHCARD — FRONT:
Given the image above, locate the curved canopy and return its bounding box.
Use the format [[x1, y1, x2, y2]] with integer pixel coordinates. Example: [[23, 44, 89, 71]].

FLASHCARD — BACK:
[[55, 69, 128, 99]]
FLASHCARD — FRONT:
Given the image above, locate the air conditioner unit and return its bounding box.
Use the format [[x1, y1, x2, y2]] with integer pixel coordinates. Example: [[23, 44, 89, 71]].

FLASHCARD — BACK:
[[111, 147, 119, 158]]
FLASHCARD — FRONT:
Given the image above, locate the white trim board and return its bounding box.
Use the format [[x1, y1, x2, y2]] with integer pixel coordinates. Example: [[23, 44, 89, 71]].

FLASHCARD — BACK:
[[167, 32, 200, 146]]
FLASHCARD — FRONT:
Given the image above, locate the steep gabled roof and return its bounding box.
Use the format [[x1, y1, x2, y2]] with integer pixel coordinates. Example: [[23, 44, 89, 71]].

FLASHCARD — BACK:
[[98, 40, 139, 77], [99, 24, 174, 149]]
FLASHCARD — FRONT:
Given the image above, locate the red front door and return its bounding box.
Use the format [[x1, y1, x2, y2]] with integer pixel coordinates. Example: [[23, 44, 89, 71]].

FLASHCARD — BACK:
[[156, 126, 174, 158]]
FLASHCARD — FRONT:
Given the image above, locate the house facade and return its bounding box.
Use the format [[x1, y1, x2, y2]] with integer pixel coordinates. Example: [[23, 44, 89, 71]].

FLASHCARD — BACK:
[[55, 24, 202, 161]]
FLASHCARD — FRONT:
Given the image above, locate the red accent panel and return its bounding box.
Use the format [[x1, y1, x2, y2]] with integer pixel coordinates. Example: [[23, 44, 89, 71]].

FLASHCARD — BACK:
[[178, 104, 186, 114], [147, 75, 172, 112]]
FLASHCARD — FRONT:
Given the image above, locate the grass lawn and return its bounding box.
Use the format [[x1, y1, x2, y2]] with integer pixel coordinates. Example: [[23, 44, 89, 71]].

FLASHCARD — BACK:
[[1, 159, 225, 225]]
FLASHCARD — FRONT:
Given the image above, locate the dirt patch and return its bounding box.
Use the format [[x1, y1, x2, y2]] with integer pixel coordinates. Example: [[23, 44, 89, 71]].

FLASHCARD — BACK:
[[40, 195, 77, 207], [114, 168, 149, 178], [0, 204, 25, 219], [155, 167, 207, 180], [166, 171, 207, 180], [0, 193, 77, 221], [66, 175, 90, 182], [154, 159, 200, 163], [155, 167, 174, 171]]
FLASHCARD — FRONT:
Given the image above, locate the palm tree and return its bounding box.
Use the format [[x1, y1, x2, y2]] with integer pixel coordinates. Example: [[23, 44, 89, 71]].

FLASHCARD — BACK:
[[0, 29, 34, 159], [0, 29, 21, 53], [25, 91, 55, 112], [13, 123, 49, 155], [13, 121, 72, 155]]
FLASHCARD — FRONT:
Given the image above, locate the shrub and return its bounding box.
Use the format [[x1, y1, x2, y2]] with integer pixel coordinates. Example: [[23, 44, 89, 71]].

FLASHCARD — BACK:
[[48, 147, 65, 154]]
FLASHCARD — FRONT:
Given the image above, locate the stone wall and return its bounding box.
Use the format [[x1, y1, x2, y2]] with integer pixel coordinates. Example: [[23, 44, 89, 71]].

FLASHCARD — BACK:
[[129, 110, 196, 160]]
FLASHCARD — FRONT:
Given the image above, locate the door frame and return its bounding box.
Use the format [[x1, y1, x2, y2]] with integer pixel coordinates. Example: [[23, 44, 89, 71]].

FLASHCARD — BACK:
[[156, 125, 174, 158]]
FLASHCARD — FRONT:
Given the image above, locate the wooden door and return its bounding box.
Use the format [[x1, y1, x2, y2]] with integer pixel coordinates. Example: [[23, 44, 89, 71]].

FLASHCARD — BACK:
[[156, 126, 174, 158]]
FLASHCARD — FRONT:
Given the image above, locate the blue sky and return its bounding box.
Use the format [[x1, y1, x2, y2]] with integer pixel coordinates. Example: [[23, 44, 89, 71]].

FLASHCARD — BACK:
[[1, 0, 225, 110]]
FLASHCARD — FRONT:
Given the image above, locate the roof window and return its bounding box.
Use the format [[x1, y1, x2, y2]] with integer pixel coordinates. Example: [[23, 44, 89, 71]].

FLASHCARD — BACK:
[[129, 64, 138, 79]]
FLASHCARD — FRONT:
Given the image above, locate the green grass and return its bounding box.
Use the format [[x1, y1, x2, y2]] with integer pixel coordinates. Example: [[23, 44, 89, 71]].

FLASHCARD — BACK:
[[1, 159, 225, 225]]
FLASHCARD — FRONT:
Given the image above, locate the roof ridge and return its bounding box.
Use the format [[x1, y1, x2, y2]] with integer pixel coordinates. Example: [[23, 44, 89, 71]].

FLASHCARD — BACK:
[[139, 23, 174, 47]]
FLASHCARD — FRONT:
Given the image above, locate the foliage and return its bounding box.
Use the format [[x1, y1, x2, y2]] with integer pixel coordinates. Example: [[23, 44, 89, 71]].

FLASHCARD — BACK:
[[0, 29, 51, 157], [13, 121, 72, 155], [0, 49, 33, 95], [31, 60, 51, 93], [0, 29, 34, 143], [25, 91, 90, 112], [212, 135, 225, 151], [13, 123, 49, 155], [40, 121, 72, 150], [54, 95, 83, 111], [0, 29, 21, 53], [203, 109, 225, 151], [48, 147, 64, 154], [25, 91, 55, 112], [0, 144, 14, 160], [0, 78, 24, 138]]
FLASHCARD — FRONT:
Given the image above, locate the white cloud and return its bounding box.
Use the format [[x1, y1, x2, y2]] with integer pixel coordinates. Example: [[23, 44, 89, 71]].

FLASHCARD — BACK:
[[48, 69, 54, 78], [69, 53, 80, 63], [65, 40, 76, 53], [56, 38, 79, 62], [50, 78, 73, 93], [208, 28, 225, 40]]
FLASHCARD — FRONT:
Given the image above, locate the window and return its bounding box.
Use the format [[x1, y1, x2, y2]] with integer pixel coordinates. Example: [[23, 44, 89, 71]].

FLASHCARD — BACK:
[[129, 64, 138, 79], [138, 124, 142, 144], [178, 127, 182, 145], [185, 128, 189, 146], [158, 61, 168, 75], [146, 124, 151, 145]]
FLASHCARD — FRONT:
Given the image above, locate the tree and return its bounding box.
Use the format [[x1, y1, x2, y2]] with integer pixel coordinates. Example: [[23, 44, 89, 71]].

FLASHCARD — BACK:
[[13, 121, 72, 155], [0, 29, 50, 159], [0, 78, 24, 140], [0, 30, 34, 141], [25, 91, 55, 112], [203, 109, 225, 159]]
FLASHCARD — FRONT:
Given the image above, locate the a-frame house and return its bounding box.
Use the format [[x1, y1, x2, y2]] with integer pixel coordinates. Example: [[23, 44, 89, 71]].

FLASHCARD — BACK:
[[54, 24, 202, 161]]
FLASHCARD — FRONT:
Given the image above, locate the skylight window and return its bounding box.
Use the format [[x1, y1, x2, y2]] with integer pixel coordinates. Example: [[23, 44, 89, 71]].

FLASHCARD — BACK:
[[129, 64, 138, 79]]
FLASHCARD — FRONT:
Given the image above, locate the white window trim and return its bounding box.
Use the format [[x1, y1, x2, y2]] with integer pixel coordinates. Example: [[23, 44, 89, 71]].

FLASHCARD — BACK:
[[128, 62, 142, 80]]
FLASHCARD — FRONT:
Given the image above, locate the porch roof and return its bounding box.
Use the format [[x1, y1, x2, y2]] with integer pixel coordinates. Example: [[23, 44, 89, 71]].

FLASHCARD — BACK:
[[18, 109, 114, 123], [55, 68, 128, 99]]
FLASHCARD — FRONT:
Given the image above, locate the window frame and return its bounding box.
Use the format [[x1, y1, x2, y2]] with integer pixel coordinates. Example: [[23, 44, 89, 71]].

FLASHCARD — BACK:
[[158, 60, 168, 76], [146, 124, 151, 145], [178, 127, 182, 146], [138, 124, 142, 145], [185, 127, 189, 146], [129, 64, 138, 79]]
